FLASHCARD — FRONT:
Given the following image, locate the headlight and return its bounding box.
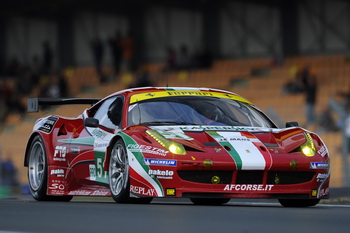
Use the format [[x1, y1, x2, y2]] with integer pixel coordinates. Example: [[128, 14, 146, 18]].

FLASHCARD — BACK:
[[301, 133, 316, 157], [146, 130, 186, 155]]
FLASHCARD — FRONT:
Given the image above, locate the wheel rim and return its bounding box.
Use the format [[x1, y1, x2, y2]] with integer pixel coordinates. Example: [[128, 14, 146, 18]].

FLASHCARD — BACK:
[[109, 143, 128, 196], [28, 141, 46, 191]]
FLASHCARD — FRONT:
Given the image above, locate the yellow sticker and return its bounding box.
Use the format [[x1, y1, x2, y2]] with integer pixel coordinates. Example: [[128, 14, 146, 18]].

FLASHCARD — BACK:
[[129, 90, 251, 104], [166, 188, 176, 196]]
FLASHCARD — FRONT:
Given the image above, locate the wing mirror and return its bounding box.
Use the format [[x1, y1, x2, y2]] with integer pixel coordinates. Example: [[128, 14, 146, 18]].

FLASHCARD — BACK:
[[286, 121, 299, 127], [84, 117, 99, 128]]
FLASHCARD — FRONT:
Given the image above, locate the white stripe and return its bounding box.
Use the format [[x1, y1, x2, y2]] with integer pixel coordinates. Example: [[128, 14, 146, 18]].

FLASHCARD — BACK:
[[128, 151, 164, 197], [217, 132, 266, 170]]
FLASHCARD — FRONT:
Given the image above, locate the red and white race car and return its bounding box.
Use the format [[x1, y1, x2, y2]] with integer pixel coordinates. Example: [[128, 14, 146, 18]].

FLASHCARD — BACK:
[[24, 87, 330, 207]]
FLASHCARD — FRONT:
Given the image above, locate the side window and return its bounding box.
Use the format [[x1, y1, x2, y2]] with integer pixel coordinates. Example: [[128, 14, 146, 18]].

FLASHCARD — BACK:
[[93, 96, 124, 129]]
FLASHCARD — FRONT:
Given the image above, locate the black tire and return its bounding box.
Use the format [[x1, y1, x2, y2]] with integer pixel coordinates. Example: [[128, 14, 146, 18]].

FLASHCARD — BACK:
[[27, 135, 72, 202], [190, 198, 231, 205], [109, 139, 153, 204], [109, 139, 131, 203], [278, 199, 320, 207]]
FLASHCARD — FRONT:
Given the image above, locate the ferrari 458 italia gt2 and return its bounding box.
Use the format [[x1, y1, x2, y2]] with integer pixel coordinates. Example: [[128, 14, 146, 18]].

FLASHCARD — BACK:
[[24, 87, 330, 207]]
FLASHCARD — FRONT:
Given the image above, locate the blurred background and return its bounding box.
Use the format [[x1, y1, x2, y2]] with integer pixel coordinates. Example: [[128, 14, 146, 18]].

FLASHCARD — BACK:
[[0, 0, 349, 197]]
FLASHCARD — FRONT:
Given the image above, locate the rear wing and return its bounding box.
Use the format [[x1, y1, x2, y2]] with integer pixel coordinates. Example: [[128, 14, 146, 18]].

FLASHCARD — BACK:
[[27, 98, 101, 112]]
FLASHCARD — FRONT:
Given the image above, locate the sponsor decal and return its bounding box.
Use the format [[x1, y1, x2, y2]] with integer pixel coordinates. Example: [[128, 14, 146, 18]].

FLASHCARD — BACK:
[[148, 169, 174, 179], [316, 173, 328, 182], [317, 146, 328, 157], [91, 128, 107, 139], [319, 188, 329, 197], [89, 164, 96, 181], [150, 128, 193, 140], [68, 190, 92, 195], [91, 190, 109, 196], [38, 116, 58, 133], [310, 162, 329, 169], [127, 144, 169, 156], [130, 90, 251, 104], [67, 190, 110, 196], [203, 159, 213, 168], [166, 188, 176, 196], [71, 146, 80, 154], [130, 185, 156, 196], [94, 142, 109, 148], [144, 159, 177, 167], [53, 146, 67, 161], [224, 184, 274, 191], [50, 169, 64, 177], [49, 183, 65, 191]]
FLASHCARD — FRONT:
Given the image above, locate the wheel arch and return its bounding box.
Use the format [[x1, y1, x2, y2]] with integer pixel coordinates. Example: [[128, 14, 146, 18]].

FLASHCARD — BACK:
[[104, 135, 124, 171], [24, 132, 42, 167]]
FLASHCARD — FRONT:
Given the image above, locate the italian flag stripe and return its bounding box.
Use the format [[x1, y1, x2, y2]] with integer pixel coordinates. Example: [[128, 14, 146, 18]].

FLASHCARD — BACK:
[[207, 131, 242, 170], [119, 132, 164, 196], [217, 131, 266, 170]]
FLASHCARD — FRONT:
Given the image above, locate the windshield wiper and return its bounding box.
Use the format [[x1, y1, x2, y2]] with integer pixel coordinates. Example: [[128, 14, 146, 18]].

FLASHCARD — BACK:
[[141, 121, 195, 126]]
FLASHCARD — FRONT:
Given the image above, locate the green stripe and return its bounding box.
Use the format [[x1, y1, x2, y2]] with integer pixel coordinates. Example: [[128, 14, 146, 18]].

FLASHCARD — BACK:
[[58, 137, 95, 146], [118, 132, 164, 195], [207, 131, 242, 170]]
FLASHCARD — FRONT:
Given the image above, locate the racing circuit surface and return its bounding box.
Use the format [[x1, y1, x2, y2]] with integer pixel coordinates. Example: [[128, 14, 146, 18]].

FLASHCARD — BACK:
[[0, 196, 350, 233]]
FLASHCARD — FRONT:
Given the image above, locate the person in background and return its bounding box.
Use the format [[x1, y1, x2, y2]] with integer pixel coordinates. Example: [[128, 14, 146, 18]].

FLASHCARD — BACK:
[[303, 70, 318, 127], [90, 37, 105, 83]]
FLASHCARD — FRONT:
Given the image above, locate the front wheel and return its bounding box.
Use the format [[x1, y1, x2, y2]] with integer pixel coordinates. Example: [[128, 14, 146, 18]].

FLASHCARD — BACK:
[[109, 139, 130, 203], [108, 139, 153, 204], [278, 199, 320, 207]]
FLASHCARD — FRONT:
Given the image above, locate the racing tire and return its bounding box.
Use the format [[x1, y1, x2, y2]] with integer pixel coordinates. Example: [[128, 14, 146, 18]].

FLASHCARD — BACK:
[[278, 199, 320, 207], [109, 139, 153, 204], [28, 135, 72, 202], [109, 139, 131, 203], [190, 198, 231, 205]]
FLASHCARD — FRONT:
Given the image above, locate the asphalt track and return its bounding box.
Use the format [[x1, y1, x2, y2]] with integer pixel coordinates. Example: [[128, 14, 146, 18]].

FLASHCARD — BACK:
[[1, 192, 350, 233]]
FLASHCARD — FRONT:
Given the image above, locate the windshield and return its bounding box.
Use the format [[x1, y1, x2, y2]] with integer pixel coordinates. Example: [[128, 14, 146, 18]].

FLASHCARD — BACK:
[[127, 96, 276, 128]]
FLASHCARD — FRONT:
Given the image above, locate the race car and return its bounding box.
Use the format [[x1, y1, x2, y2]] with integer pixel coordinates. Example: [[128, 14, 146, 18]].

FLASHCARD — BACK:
[[24, 87, 330, 207]]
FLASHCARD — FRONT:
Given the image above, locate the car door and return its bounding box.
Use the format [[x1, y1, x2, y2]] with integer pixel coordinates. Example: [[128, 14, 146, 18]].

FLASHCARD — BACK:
[[85, 95, 124, 185]]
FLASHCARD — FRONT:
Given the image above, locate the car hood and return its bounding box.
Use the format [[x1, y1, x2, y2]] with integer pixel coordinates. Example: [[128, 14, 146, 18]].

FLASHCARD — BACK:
[[147, 125, 308, 154]]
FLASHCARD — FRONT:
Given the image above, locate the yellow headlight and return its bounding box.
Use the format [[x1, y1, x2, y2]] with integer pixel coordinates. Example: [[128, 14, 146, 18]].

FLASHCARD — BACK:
[[301, 133, 316, 157], [146, 130, 186, 155]]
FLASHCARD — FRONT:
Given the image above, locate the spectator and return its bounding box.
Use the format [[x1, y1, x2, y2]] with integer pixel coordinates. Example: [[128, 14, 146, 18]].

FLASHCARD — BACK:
[[0, 80, 9, 130], [90, 37, 105, 82], [193, 45, 213, 69], [129, 66, 153, 88], [317, 106, 338, 133], [177, 45, 191, 70], [303, 71, 318, 127], [42, 40, 53, 75], [121, 31, 134, 72], [108, 31, 123, 77], [0, 154, 20, 196], [163, 47, 177, 72], [3, 79, 26, 117], [40, 75, 61, 98]]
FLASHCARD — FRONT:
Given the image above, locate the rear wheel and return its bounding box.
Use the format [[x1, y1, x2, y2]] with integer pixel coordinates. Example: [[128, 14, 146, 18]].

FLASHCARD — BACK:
[[28, 135, 72, 202], [278, 199, 320, 207], [190, 198, 230, 205]]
